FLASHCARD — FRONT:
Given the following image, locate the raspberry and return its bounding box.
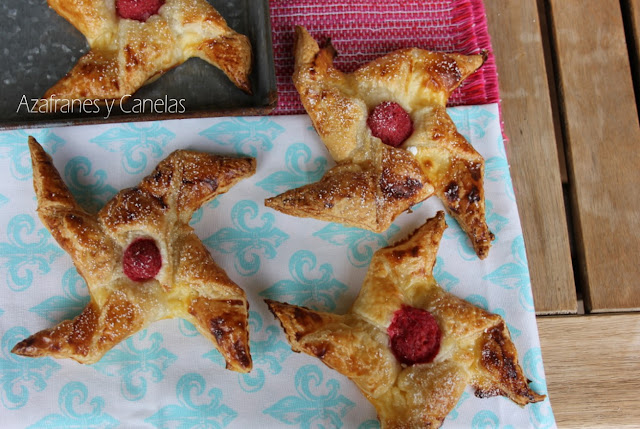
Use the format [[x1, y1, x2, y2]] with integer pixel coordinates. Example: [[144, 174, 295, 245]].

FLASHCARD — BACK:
[[123, 238, 162, 282], [387, 305, 441, 365], [116, 0, 165, 22], [367, 101, 414, 147]]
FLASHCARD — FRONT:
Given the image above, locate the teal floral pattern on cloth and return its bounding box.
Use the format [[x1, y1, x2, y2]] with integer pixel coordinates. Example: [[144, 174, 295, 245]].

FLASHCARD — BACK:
[[203, 200, 289, 276], [523, 348, 555, 428], [189, 199, 221, 226], [357, 420, 381, 429], [483, 235, 535, 312], [264, 365, 355, 428], [0, 105, 555, 428], [29, 268, 89, 323], [448, 105, 496, 141], [90, 123, 174, 174], [260, 250, 348, 311], [64, 156, 118, 213], [313, 223, 399, 268], [448, 391, 471, 421], [199, 117, 284, 156], [26, 382, 118, 429], [0, 129, 64, 181], [463, 294, 522, 338], [471, 410, 515, 429], [0, 214, 65, 292], [1, 327, 61, 409], [203, 311, 291, 393], [145, 373, 237, 429], [433, 256, 460, 292], [91, 330, 178, 401], [443, 201, 508, 261], [256, 142, 327, 194]]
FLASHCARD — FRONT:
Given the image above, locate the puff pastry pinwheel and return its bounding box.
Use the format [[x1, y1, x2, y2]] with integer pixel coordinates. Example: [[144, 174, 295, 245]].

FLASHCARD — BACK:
[[266, 212, 544, 428], [12, 137, 255, 372], [265, 26, 494, 259], [36, 0, 252, 111]]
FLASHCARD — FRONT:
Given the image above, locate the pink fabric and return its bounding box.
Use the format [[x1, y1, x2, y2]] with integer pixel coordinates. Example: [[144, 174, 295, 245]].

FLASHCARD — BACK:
[[269, 0, 498, 115]]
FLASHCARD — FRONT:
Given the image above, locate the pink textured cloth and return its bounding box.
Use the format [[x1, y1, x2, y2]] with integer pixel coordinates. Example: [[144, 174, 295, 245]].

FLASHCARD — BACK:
[[269, 0, 498, 115]]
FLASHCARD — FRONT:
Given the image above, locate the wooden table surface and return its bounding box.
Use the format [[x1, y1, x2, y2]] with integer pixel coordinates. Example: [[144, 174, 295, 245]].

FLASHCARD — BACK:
[[485, 0, 640, 427]]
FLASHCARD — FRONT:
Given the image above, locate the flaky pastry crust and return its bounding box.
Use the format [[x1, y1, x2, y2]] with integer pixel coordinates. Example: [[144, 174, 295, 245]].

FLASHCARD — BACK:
[[36, 0, 252, 111], [266, 212, 544, 428], [265, 26, 494, 259], [12, 137, 255, 372]]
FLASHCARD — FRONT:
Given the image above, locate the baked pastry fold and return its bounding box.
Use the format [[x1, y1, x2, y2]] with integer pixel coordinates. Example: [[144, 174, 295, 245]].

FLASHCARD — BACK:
[[267, 212, 544, 428], [12, 137, 255, 372], [36, 0, 252, 111], [266, 26, 494, 259]]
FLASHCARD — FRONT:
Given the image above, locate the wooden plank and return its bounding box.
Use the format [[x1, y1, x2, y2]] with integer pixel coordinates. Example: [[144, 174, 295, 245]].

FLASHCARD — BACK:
[[547, 0, 640, 312], [538, 314, 640, 428], [485, 0, 577, 314]]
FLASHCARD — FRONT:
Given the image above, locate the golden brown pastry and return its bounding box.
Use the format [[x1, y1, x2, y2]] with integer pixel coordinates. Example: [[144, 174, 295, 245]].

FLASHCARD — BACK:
[[265, 26, 494, 259], [36, 0, 252, 111], [266, 212, 544, 428], [12, 137, 255, 372]]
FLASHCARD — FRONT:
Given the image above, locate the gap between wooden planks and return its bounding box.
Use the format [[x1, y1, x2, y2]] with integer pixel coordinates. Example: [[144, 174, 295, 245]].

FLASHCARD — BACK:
[[547, 0, 640, 312], [485, 0, 577, 314]]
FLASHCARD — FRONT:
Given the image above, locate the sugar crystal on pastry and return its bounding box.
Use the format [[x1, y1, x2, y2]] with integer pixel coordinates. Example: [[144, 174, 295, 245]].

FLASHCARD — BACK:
[[12, 137, 255, 372], [265, 26, 494, 259], [266, 212, 544, 428]]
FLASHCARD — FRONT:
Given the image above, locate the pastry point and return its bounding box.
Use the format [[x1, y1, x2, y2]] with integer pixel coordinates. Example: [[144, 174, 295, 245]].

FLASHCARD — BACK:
[[13, 137, 255, 372], [268, 26, 494, 259], [267, 212, 544, 427]]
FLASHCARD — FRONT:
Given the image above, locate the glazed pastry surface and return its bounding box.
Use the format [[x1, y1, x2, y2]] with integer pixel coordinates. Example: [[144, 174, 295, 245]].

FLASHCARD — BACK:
[[37, 0, 252, 111], [12, 137, 255, 372], [267, 212, 544, 428], [266, 26, 493, 259]]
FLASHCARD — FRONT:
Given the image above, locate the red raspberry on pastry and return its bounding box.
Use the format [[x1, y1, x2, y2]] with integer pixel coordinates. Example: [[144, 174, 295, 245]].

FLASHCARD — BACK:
[[367, 101, 414, 147], [12, 137, 256, 372], [266, 26, 495, 259], [116, 0, 165, 21], [266, 212, 545, 428], [36, 0, 253, 112], [388, 305, 441, 365], [122, 238, 162, 282]]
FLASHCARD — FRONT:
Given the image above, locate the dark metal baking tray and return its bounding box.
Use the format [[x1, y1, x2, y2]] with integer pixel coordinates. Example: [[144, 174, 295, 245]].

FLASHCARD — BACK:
[[0, 0, 277, 130]]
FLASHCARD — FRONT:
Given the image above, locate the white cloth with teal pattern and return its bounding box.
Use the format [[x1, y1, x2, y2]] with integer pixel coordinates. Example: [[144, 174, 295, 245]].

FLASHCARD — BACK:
[[0, 104, 556, 428]]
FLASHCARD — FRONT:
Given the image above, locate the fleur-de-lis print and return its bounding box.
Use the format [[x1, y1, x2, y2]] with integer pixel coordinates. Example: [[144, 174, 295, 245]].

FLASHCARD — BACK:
[[0, 129, 64, 181], [523, 348, 555, 428], [26, 382, 118, 428], [91, 330, 177, 401], [260, 250, 348, 311], [204, 200, 289, 276], [0, 327, 61, 409], [483, 236, 535, 312], [0, 214, 64, 291], [256, 143, 327, 195], [29, 268, 90, 323], [90, 123, 174, 174], [263, 365, 355, 428], [313, 223, 399, 268], [64, 156, 117, 213], [199, 118, 284, 156], [145, 373, 237, 428], [203, 311, 291, 393]]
